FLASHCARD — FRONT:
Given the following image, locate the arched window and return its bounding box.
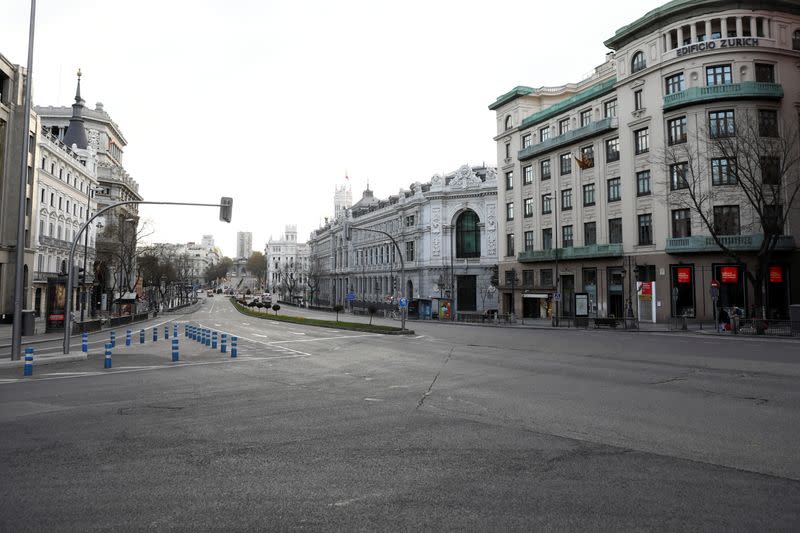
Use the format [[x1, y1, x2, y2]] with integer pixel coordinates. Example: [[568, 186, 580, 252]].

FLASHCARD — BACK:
[[504, 115, 512, 130], [631, 51, 646, 73], [456, 210, 481, 258], [794, 30, 800, 50]]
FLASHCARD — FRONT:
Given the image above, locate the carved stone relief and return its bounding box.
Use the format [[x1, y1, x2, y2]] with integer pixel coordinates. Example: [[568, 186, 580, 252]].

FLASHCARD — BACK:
[[431, 206, 441, 257]]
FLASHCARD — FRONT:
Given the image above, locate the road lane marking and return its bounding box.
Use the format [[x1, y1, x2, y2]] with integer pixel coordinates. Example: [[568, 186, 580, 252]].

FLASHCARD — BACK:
[[267, 334, 378, 345], [253, 334, 269, 338], [364, 398, 383, 402]]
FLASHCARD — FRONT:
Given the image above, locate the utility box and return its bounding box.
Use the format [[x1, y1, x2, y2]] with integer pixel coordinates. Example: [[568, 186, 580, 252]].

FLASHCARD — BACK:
[[21, 310, 36, 336]]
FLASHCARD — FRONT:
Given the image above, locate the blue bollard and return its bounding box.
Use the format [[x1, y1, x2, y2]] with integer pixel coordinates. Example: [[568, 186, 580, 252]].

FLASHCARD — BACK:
[[104, 343, 112, 368], [173, 324, 178, 338], [221, 333, 227, 353], [212, 331, 218, 349], [165, 325, 169, 340], [205, 329, 211, 347], [188, 325, 193, 340], [231, 336, 238, 358], [184, 324, 188, 338], [23, 347, 34, 376], [82, 332, 88, 353], [153, 327, 158, 342], [110, 331, 116, 348], [172, 338, 179, 362], [140, 329, 145, 344], [126, 329, 132, 347]]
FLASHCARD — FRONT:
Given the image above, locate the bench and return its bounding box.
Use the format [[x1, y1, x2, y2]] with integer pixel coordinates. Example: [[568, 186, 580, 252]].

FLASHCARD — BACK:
[[593, 317, 619, 328]]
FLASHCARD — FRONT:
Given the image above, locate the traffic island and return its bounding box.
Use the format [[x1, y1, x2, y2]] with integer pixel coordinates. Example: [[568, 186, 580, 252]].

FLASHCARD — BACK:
[[229, 298, 414, 335]]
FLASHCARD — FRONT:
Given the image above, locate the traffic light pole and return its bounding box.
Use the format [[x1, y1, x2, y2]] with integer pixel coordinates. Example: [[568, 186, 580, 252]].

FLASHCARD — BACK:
[[344, 222, 406, 331], [62, 199, 231, 354]]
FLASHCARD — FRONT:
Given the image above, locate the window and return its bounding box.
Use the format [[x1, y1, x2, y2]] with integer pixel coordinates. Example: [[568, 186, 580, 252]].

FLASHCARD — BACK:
[[634, 128, 649, 154], [670, 162, 689, 190], [540, 268, 553, 287], [580, 109, 592, 127], [706, 64, 732, 86], [523, 269, 534, 287], [559, 118, 570, 136], [761, 156, 781, 185], [50, 193, 54, 207], [504, 143, 510, 159], [40, 188, 45, 202], [506, 202, 514, 221], [638, 214, 653, 245], [667, 116, 687, 144], [66, 201, 70, 213], [764, 204, 783, 233], [542, 229, 552, 250], [505, 171, 513, 190], [456, 210, 480, 258], [631, 51, 646, 73], [634, 90, 643, 111], [794, 30, 800, 50], [542, 194, 552, 214], [709, 110, 735, 138], [561, 189, 572, 211], [579, 145, 594, 168], [523, 165, 533, 185], [711, 158, 737, 185], [540, 159, 551, 180], [505, 115, 512, 131], [405, 241, 415, 261], [758, 110, 779, 137], [559, 153, 571, 175], [606, 137, 619, 162], [524, 231, 534, 251], [405, 215, 415, 227], [609, 218, 623, 244], [755, 63, 775, 83], [636, 170, 651, 196], [713, 205, 740, 235], [583, 183, 595, 206], [607, 177, 621, 202], [58, 197, 62, 210], [506, 233, 515, 256], [672, 208, 691, 237], [539, 126, 550, 142], [604, 99, 617, 118], [562, 225, 574, 248], [665, 73, 685, 95], [522, 133, 532, 149], [524, 197, 534, 218], [584, 221, 597, 246]]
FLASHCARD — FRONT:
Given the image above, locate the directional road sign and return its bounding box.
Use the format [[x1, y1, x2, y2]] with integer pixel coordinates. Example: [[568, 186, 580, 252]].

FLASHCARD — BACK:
[[398, 297, 408, 308]]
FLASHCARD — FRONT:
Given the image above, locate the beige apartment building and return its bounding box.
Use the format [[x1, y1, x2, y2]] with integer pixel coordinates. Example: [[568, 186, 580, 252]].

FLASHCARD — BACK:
[[490, 0, 800, 323]]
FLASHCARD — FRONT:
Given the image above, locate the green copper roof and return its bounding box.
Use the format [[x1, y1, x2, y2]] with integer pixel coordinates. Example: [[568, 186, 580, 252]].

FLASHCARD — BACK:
[[488, 86, 535, 111], [519, 78, 617, 131], [604, 0, 800, 50]]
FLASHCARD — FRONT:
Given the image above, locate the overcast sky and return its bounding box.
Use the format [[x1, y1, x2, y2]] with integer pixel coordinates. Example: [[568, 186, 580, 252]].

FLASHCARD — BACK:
[[3, 0, 665, 258]]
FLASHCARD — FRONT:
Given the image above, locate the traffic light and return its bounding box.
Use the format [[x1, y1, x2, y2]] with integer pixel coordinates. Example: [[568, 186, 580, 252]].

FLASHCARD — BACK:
[[392, 277, 397, 292], [219, 197, 233, 223]]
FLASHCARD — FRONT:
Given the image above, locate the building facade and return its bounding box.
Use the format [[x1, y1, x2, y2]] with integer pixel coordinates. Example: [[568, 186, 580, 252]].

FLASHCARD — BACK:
[[308, 164, 499, 318], [236, 231, 252, 261], [36, 72, 143, 315], [0, 52, 37, 324], [265, 225, 309, 302], [490, 0, 800, 322]]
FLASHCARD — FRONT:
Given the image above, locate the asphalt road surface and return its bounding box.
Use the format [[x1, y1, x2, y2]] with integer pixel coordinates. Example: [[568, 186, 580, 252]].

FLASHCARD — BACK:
[[1, 297, 798, 531]]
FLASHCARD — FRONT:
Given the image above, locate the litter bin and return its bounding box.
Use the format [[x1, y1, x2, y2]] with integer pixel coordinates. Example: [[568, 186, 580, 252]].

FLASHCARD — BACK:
[[21, 310, 36, 336]]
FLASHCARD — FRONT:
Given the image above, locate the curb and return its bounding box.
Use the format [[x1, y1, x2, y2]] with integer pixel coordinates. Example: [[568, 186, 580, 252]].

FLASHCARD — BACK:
[[0, 352, 88, 369]]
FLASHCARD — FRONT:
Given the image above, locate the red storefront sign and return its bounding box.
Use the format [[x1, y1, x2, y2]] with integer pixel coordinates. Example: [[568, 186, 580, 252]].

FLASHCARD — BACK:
[[769, 266, 784, 283], [676, 267, 691, 284], [48, 314, 64, 321], [720, 266, 739, 283], [639, 282, 653, 301]]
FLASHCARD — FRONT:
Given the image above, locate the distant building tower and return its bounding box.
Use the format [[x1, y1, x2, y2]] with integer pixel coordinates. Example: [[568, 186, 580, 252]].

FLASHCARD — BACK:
[[334, 184, 352, 220], [236, 231, 252, 260], [201, 234, 214, 249]]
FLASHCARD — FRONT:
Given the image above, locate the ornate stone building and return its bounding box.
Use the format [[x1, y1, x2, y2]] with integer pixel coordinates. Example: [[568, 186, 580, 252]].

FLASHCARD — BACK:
[[308, 164, 499, 318]]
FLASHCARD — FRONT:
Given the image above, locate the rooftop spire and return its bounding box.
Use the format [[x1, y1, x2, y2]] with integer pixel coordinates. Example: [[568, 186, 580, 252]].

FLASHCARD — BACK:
[[63, 68, 88, 150]]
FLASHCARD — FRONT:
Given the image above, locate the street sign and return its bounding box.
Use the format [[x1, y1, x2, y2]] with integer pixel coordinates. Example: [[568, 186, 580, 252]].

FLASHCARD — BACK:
[[345, 292, 356, 302], [399, 297, 408, 308], [553, 292, 561, 302]]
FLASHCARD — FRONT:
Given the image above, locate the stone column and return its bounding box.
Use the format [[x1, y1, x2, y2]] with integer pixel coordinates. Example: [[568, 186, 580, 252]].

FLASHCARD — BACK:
[[677, 26, 684, 46], [749, 16, 757, 38], [705, 20, 712, 40], [762, 17, 770, 38], [665, 31, 673, 50], [735, 17, 743, 37], [690, 22, 698, 43], [721, 17, 728, 38]]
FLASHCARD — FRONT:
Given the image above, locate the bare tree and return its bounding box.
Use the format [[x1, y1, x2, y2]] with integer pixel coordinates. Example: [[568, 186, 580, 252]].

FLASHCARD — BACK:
[[306, 255, 324, 307], [660, 110, 800, 319]]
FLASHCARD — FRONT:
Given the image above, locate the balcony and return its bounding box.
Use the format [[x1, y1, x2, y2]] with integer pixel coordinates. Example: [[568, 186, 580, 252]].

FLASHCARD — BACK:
[[518, 117, 617, 161], [518, 243, 623, 263], [519, 78, 617, 130], [663, 82, 783, 111], [38, 235, 72, 249], [665, 234, 795, 254]]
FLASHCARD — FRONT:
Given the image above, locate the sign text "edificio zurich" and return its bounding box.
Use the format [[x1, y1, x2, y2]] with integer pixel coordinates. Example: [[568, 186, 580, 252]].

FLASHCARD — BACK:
[[676, 37, 760, 57]]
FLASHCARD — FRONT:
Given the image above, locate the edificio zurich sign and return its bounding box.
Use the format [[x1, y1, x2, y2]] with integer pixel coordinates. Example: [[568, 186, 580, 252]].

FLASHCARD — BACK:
[[676, 37, 760, 57]]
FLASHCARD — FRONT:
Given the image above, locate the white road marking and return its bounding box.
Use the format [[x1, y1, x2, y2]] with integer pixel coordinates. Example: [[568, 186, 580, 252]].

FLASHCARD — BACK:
[[253, 334, 269, 338], [364, 398, 383, 402], [267, 333, 378, 345], [288, 332, 305, 335]]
